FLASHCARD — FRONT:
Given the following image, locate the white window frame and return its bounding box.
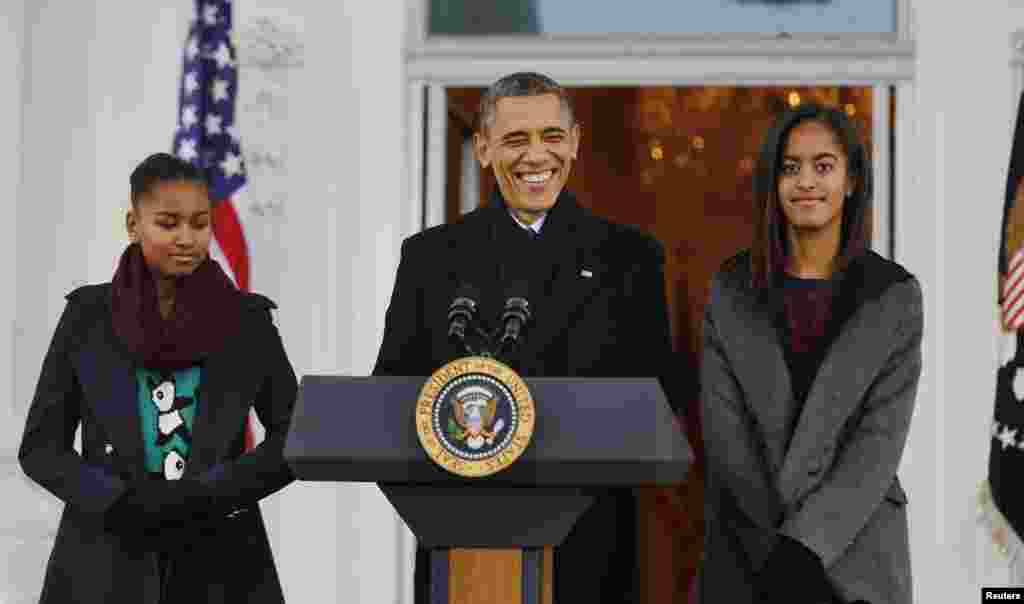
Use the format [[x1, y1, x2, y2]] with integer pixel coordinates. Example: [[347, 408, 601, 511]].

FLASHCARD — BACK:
[[405, 0, 914, 254], [1013, 31, 1024, 107]]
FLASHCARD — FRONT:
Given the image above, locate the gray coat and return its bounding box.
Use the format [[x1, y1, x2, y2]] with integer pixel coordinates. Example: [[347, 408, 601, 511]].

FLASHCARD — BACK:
[[697, 250, 923, 604]]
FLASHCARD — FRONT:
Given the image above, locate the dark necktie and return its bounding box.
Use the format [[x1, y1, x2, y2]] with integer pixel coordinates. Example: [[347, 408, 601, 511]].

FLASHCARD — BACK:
[[526, 228, 540, 241]]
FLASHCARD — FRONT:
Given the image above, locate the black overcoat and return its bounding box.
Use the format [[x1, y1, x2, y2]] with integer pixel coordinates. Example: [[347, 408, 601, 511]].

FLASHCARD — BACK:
[[19, 284, 298, 604]]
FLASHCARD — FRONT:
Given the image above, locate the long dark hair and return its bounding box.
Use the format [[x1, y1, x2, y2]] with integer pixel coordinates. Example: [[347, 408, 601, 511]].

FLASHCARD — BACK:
[[750, 102, 873, 289]]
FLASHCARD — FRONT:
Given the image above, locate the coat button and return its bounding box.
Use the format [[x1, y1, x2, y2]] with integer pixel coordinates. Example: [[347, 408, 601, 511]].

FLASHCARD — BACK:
[[104, 443, 114, 455]]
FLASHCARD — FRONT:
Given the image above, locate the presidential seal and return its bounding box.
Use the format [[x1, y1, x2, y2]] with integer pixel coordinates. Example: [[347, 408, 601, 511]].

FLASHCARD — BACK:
[[416, 356, 535, 478]]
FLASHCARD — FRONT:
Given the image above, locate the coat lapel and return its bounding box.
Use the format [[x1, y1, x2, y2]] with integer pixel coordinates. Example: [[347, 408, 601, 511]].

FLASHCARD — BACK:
[[183, 343, 251, 478], [74, 311, 146, 477], [775, 253, 911, 499], [511, 194, 604, 367], [435, 207, 501, 360], [446, 191, 604, 369], [729, 283, 795, 472]]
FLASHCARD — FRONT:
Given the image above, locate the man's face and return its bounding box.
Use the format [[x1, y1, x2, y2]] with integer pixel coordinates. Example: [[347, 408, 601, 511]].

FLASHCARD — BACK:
[[474, 93, 580, 224]]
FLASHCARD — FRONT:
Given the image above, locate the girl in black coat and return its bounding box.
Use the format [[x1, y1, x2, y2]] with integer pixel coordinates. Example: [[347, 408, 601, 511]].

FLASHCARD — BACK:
[[19, 153, 298, 603]]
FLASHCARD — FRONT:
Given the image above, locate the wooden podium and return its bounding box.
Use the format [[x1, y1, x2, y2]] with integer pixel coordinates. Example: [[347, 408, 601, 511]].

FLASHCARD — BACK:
[[283, 376, 693, 604]]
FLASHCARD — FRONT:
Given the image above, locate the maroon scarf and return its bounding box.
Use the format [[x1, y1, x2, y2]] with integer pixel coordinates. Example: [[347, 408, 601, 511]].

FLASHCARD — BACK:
[[110, 243, 243, 370]]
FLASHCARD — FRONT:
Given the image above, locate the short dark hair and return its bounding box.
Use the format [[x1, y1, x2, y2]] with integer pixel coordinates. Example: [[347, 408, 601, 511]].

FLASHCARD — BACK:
[[477, 72, 575, 134], [750, 102, 873, 289], [129, 152, 207, 207]]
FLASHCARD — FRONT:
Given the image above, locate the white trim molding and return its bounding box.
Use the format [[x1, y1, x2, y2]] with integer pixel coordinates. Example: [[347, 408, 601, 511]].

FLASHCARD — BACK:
[[1012, 30, 1024, 103], [872, 84, 893, 259], [408, 38, 915, 86], [425, 83, 448, 229]]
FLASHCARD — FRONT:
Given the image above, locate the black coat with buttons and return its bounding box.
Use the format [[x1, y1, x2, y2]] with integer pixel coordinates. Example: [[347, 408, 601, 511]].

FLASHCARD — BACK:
[[697, 249, 923, 604], [18, 283, 298, 604], [373, 190, 679, 604]]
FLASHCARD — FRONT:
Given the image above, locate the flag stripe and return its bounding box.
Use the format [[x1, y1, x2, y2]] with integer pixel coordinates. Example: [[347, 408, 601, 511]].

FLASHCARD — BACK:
[[1004, 263, 1024, 300], [1011, 250, 1024, 274], [1006, 301, 1024, 330], [1003, 273, 1024, 313], [209, 236, 239, 288], [212, 200, 250, 292]]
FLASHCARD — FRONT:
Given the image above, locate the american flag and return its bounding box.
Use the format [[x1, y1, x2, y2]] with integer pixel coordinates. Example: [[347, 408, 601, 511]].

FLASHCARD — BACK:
[[988, 90, 1024, 548], [172, 0, 262, 448]]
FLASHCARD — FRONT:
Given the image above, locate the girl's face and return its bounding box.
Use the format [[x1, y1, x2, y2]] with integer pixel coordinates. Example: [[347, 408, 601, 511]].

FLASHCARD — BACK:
[[126, 179, 213, 278], [776, 120, 854, 242]]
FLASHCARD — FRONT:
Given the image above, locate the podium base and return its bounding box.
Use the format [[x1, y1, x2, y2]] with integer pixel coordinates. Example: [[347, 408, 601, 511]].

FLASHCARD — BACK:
[[431, 547, 553, 604]]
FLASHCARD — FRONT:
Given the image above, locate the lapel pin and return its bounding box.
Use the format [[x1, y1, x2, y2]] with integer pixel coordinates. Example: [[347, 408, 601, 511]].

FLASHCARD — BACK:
[[580, 269, 593, 278], [104, 443, 114, 454]]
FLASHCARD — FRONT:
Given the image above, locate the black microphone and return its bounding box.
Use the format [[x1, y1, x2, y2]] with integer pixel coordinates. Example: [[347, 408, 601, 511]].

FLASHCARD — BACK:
[[447, 284, 480, 354], [498, 282, 532, 351]]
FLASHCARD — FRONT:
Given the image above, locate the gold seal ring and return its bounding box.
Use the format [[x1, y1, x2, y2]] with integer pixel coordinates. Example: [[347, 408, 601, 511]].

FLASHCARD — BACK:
[[415, 356, 536, 478]]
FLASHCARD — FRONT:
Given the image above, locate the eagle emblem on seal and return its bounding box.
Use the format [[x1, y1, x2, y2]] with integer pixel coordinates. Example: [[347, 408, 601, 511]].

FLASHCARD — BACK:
[[447, 386, 507, 450], [416, 356, 535, 478]]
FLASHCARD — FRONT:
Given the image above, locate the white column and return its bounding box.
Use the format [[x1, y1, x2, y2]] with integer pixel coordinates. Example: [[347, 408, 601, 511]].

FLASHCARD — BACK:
[[0, 3, 37, 603], [271, 1, 411, 602], [901, 1, 1024, 600], [9, 2, 191, 602], [425, 83, 448, 228]]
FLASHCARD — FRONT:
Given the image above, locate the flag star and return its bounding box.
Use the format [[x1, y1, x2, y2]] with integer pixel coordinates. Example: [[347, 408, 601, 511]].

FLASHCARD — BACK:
[[212, 42, 234, 71], [999, 426, 1018, 450], [226, 124, 240, 141], [221, 152, 243, 178], [186, 36, 200, 61], [183, 72, 199, 96], [180, 105, 198, 129], [203, 4, 219, 26], [177, 138, 198, 163], [212, 79, 230, 103], [206, 113, 223, 135]]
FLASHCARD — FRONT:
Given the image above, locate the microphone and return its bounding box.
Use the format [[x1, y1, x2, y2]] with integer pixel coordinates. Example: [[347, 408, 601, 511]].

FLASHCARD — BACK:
[[447, 284, 480, 355], [498, 282, 532, 352]]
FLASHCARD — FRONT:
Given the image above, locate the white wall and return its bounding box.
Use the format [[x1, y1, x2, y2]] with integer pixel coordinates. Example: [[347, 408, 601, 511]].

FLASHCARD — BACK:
[[898, 2, 1024, 602], [262, 1, 412, 602], [1, 1, 35, 602]]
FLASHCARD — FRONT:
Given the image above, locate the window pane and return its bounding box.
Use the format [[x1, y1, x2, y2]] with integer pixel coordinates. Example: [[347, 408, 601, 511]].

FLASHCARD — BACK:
[[429, 0, 897, 36]]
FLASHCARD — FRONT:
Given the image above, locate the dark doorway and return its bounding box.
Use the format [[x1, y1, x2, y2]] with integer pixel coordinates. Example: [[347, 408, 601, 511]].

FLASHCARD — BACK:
[[445, 86, 877, 602]]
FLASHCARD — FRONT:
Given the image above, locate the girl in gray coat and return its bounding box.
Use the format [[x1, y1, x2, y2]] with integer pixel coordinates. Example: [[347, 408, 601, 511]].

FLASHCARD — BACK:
[[698, 103, 922, 604]]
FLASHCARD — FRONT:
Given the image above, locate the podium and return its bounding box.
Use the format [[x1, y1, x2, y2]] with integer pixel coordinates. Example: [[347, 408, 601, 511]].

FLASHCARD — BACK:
[[283, 375, 693, 604]]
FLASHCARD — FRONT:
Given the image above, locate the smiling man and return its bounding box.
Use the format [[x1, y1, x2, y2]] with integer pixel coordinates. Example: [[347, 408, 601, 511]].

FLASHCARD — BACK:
[[373, 72, 678, 604], [473, 80, 579, 228]]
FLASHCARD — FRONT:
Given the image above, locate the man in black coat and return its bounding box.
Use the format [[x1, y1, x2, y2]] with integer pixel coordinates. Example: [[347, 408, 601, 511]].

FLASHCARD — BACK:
[[373, 72, 676, 604]]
